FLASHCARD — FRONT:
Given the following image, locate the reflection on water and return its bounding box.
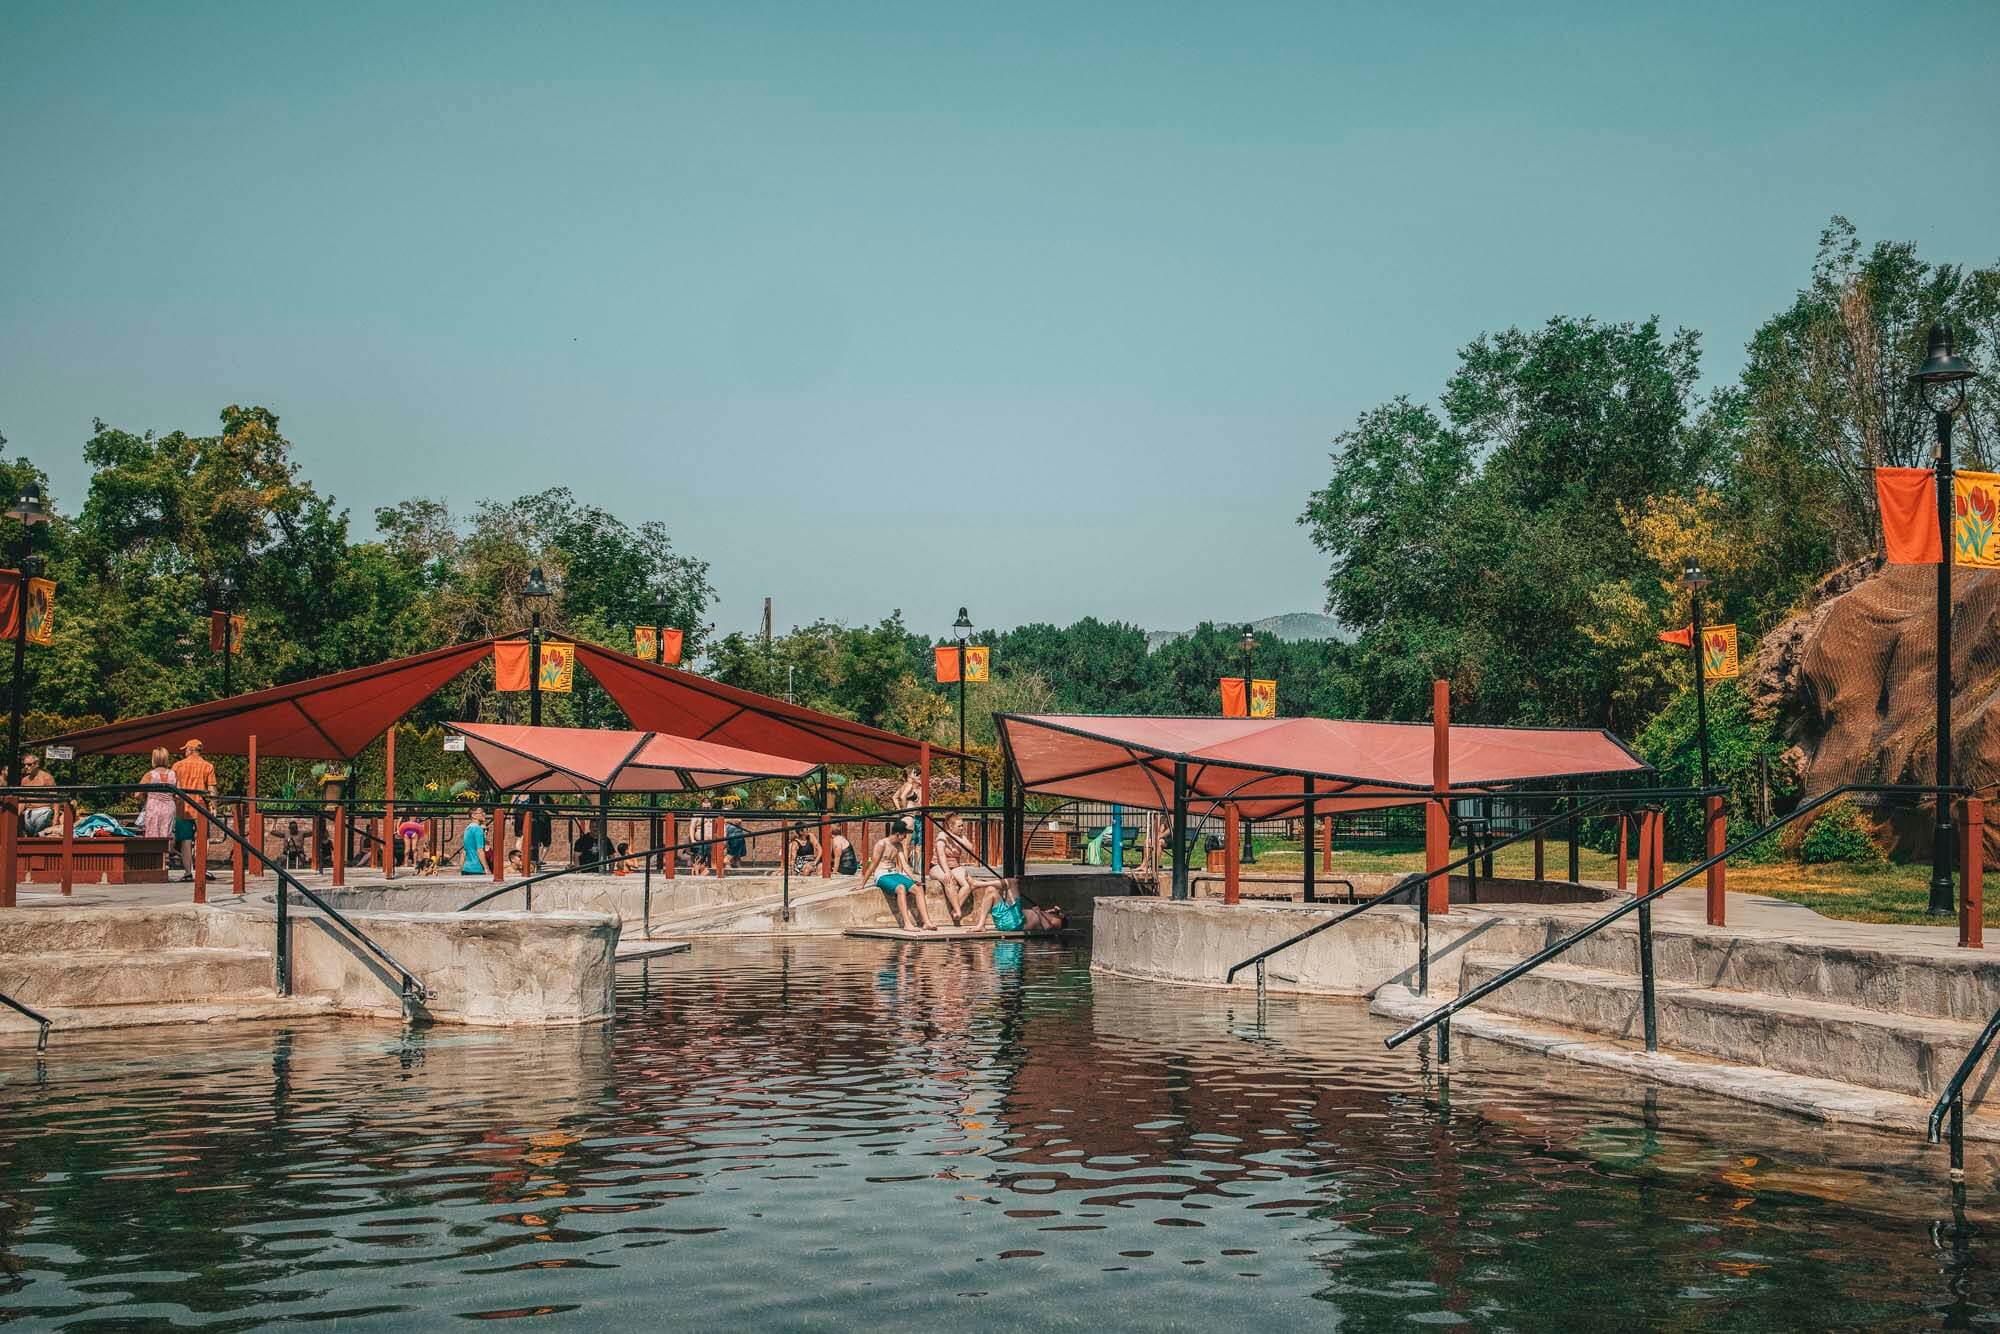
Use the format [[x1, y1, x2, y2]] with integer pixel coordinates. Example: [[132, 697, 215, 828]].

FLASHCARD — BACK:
[[0, 939, 1992, 1330]]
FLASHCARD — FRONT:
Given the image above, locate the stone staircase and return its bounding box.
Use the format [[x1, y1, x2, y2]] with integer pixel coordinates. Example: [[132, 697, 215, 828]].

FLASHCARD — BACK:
[[0, 905, 332, 1042], [1423, 915, 1999, 1114]]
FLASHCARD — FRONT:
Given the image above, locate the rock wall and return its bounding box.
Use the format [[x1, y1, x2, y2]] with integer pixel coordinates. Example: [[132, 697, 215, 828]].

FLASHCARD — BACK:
[[1754, 560, 2000, 855]]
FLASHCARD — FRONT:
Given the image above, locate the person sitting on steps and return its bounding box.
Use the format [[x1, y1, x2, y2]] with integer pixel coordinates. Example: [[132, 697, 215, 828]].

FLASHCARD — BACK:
[[862, 820, 935, 931]]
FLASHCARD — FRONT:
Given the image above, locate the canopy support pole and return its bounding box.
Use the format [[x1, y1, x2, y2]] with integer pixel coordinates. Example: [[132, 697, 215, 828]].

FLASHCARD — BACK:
[[1427, 679, 1450, 916], [383, 726, 396, 880], [1302, 777, 1316, 904], [1171, 760, 1190, 901]]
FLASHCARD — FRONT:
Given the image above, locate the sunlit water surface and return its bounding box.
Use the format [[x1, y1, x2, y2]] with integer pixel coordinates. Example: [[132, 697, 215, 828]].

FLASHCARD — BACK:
[[0, 939, 1993, 1330]]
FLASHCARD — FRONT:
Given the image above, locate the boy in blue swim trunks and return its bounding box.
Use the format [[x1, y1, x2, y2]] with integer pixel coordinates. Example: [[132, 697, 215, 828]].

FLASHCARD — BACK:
[[863, 821, 936, 931]]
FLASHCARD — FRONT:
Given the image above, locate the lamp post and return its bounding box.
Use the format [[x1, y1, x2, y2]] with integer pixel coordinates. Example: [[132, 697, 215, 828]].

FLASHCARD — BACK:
[[1913, 323, 1976, 916], [215, 573, 237, 698], [523, 565, 551, 727], [953, 606, 973, 787], [1680, 559, 1712, 791], [5, 483, 49, 785], [1239, 629, 1257, 863]]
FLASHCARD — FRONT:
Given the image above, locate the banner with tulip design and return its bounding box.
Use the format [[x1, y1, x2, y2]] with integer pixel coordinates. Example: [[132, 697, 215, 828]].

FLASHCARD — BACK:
[[1955, 472, 2000, 568], [1702, 625, 1740, 680]]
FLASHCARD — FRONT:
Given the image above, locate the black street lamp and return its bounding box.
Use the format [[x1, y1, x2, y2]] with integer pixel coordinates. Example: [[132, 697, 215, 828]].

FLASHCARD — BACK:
[[1913, 323, 1976, 916], [1680, 559, 1713, 791], [1239, 629, 1257, 862], [953, 606, 973, 786], [522, 565, 552, 728], [4, 482, 49, 786], [215, 573, 237, 698]]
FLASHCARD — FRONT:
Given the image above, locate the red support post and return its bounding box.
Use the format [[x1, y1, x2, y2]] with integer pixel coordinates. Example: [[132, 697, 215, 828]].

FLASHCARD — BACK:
[[1653, 809, 1666, 891], [492, 806, 507, 882], [60, 800, 75, 896], [1962, 797, 1984, 950], [246, 735, 261, 878], [1705, 795, 1726, 927], [383, 726, 397, 880], [1616, 815, 1629, 893], [0, 800, 17, 908], [193, 802, 210, 903], [331, 802, 345, 887], [231, 795, 245, 895], [1427, 679, 1450, 914], [1637, 809, 1656, 897], [1223, 804, 1241, 905]]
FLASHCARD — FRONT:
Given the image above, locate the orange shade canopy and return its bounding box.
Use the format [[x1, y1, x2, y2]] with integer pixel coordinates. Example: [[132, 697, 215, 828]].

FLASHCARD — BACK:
[[447, 722, 818, 794], [997, 713, 1649, 818]]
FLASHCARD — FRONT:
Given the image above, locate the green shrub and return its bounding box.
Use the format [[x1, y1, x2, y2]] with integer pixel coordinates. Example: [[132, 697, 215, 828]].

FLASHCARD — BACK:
[[1799, 797, 1886, 866], [1630, 680, 1796, 861]]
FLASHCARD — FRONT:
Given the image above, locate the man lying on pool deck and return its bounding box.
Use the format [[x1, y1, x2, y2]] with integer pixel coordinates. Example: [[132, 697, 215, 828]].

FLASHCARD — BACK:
[[862, 820, 937, 931]]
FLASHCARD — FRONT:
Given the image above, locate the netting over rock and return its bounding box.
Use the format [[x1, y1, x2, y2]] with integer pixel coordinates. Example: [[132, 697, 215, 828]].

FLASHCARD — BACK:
[[1758, 561, 2000, 855]]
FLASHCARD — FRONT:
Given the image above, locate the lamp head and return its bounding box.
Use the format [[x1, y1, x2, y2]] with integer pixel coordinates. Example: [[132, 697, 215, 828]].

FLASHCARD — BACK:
[[522, 565, 552, 601], [1240, 630, 1256, 653], [953, 606, 973, 634], [1912, 323, 1974, 414], [1679, 559, 1710, 589], [5, 481, 48, 527]]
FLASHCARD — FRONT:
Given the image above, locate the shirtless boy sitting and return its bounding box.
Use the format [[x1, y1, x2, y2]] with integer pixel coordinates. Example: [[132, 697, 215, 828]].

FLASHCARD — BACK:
[[863, 820, 936, 931]]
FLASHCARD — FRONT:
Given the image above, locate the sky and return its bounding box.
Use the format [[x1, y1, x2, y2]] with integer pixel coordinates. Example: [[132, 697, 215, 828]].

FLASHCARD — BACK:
[[3, 1, 1997, 643]]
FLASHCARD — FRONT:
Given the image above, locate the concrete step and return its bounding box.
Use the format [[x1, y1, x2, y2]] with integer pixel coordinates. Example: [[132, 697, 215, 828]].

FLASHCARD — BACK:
[[1457, 952, 1991, 1104], [0, 994, 337, 1044], [0, 904, 225, 955], [1514, 917, 2000, 1024], [0, 946, 275, 1009]]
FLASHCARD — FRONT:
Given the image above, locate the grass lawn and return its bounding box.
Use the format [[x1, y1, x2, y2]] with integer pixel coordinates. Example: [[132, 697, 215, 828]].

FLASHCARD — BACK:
[[1191, 838, 1996, 929]]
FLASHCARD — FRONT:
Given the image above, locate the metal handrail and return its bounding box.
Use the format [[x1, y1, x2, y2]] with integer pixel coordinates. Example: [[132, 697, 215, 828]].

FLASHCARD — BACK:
[[1224, 794, 1617, 987], [172, 790, 431, 1019], [1929, 1000, 2000, 1179], [454, 802, 1010, 914], [0, 989, 51, 1052], [1383, 783, 1962, 1053]]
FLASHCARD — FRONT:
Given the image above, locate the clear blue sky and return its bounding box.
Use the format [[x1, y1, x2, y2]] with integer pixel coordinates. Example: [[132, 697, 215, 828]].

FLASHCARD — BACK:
[[4, 1, 1996, 641]]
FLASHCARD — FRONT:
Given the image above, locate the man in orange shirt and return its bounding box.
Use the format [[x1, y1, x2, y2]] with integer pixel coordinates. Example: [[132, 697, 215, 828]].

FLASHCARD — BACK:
[[171, 739, 218, 882]]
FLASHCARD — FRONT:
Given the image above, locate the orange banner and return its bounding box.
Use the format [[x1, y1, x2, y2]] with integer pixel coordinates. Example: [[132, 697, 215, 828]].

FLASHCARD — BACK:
[[964, 645, 989, 683], [208, 610, 244, 653], [1876, 467, 1942, 563], [1220, 677, 1247, 718], [25, 577, 54, 646], [934, 645, 960, 684], [494, 641, 531, 691], [1249, 678, 1277, 718], [1657, 624, 1693, 648], [658, 627, 683, 666]]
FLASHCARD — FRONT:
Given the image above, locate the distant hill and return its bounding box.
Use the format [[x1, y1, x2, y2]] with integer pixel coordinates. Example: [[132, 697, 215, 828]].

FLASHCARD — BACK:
[[1146, 611, 1347, 652]]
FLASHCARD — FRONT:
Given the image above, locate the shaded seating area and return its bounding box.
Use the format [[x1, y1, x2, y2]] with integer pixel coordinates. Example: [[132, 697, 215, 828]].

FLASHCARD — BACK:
[[994, 704, 1652, 911]]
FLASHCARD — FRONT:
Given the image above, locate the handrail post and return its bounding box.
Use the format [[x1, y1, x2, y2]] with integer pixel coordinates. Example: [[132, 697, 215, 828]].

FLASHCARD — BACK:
[[641, 810, 654, 939], [1417, 872, 1431, 995], [1302, 779, 1316, 904], [1962, 797, 1984, 950], [1637, 809, 1659, 1053], [782, 842, 792, 923], [1533, 826, 1544, 883], [663, 810, 676, 879], [1705, 795, 1726, 926], [274, 872, 290, 994], [1568, 795, 1580, 882], [1429, 679, 1450, 915], [1170, 760, 1189, 901], [1949, 1097, 1965, 1178], [1, 798, 17, 908]]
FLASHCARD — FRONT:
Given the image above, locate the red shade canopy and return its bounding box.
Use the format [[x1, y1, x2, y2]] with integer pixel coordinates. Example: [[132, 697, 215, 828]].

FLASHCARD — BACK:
[[46, 635, 954, 769], [39, 640, 498, 760], [574, 641, 960, 769], [448, 722, 819, 794], [998, 713, 1649, 817]]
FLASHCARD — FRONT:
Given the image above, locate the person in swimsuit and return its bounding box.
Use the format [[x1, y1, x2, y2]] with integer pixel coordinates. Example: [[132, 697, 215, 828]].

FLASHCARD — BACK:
[[863, 821, 935, 931], [927, 811, 979, 924], [831, 826, 859, 876]]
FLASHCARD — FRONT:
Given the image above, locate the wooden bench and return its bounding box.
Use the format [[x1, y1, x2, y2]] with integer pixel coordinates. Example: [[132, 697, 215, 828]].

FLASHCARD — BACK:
[[18, 835, 171, 885]]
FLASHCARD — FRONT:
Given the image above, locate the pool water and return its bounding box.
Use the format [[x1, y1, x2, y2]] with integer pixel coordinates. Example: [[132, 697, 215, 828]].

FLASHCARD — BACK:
[[0, 939, 1992, 1330]]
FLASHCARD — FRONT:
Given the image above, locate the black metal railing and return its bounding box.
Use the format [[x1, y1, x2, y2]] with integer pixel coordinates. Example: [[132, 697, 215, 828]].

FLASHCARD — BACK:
[[1383, 784, 1961, 1058], [1223, 795, 1617, 1033], [1930, 1000, 2000, 1179], [0, 988, 50, 1052]]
